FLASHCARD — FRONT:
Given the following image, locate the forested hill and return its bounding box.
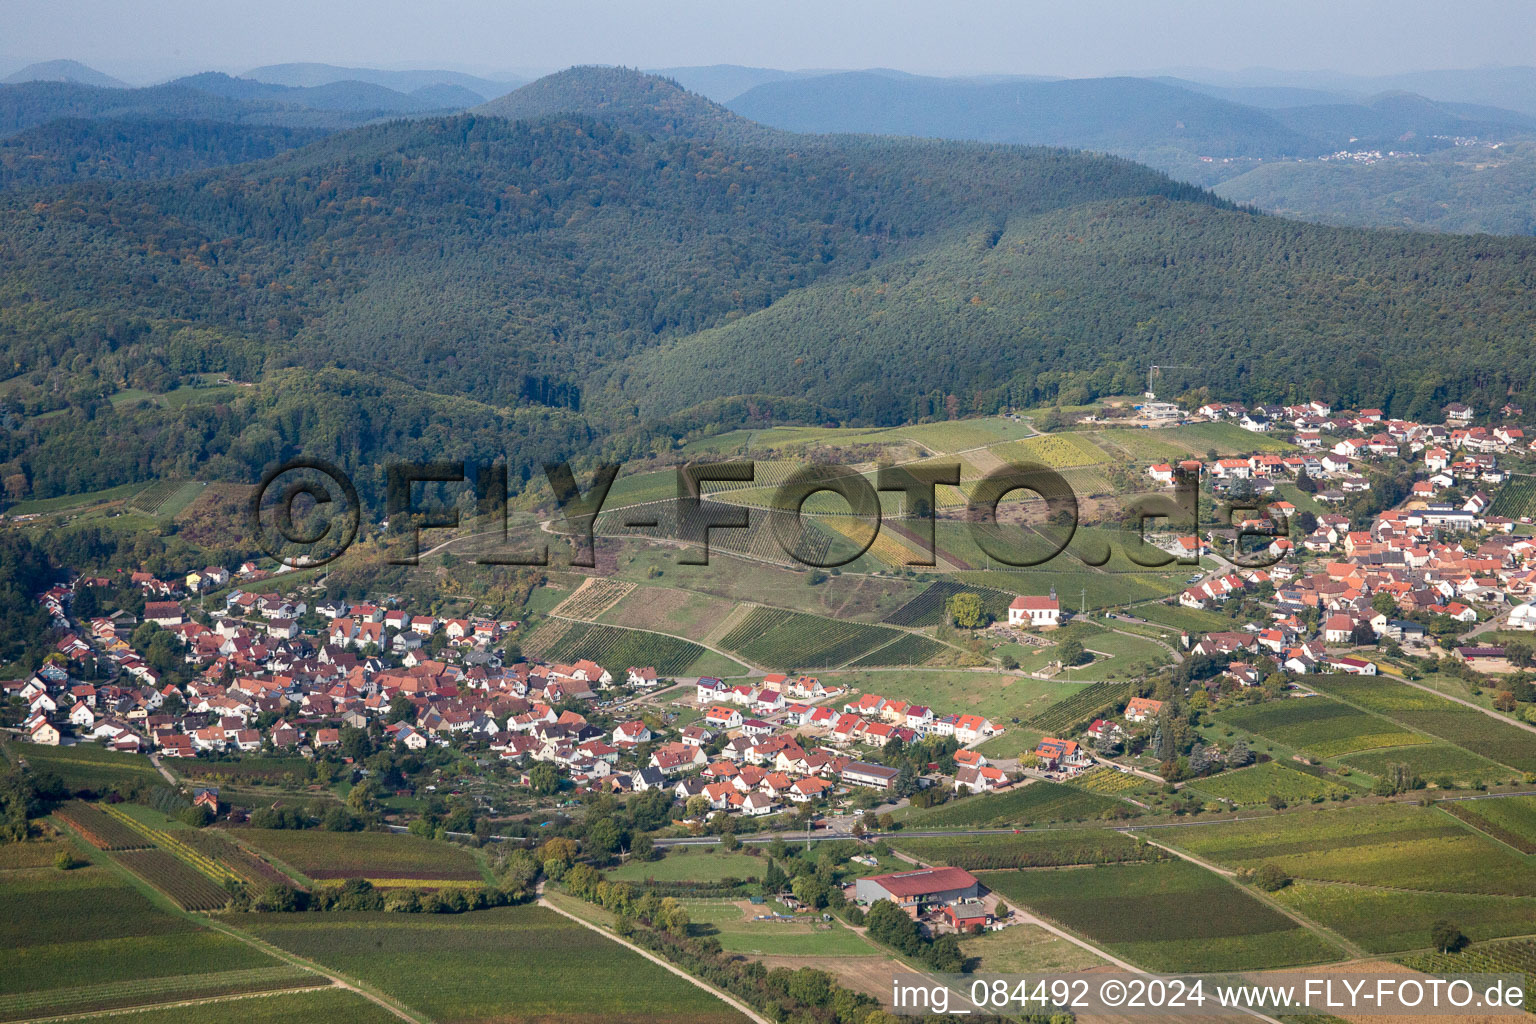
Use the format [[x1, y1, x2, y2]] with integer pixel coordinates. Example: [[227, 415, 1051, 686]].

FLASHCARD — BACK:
[[0, 73, 1212, 409], [474, 65, 770, 141], [610, 195, 1536, 425], [3, 65, 1535, 505]]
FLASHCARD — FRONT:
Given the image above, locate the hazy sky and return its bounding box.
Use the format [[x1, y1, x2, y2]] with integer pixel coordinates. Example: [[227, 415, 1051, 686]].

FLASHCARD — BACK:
[[6, 0, 1535, 82]]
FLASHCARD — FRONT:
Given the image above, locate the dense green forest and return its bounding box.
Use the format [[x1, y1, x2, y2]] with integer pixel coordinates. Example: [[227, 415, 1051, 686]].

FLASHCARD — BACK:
[[615, 195, 1536, 422], [2, 67, 1535, 505], [0, 118, 328, 188]]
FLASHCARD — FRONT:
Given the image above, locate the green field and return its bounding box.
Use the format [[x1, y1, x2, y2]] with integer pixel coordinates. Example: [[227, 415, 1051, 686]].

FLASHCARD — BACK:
[[825, 670, 1076, 727], [1193, 761, 1351, 806], [959, 922, 1107, 973], [1302, 675, 1536, 773], [1440, 796, 1536, 854], [608, 847, 766, 883], [684, 900, 875, 957], [242, 905, 749, 1024], [1341, 743, 1515, 788], [1274, 881, 1536, 954], [235, 829, 485, 882], [1165, 803, 1536, 896], [893, 828, 1160, 870], [1217, 696, 1427, 759], [0, 864, 282, 1017], [11, 743, 162, 793], [898, 780, 1129, 828], [4, 481, 149, 515], [979, 860, 1341, 972], [40, 986, 394, 1024]]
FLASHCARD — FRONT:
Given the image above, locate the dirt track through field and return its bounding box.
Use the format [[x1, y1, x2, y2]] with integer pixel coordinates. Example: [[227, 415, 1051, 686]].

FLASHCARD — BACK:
[[538, 891, 772, 1024], [9, 984, 336, 1024]]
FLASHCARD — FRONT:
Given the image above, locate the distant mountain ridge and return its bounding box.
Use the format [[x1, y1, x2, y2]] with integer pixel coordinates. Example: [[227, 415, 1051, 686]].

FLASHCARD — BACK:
[[3, 60, 126, 88], [243, 62, 521, 101]]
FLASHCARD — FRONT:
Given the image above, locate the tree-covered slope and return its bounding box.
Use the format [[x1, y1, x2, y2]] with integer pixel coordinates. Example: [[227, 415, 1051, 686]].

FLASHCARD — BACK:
[[0, 88, 1211, 415], [0, 118, 329, 189], [611, 196, 1536, 423]]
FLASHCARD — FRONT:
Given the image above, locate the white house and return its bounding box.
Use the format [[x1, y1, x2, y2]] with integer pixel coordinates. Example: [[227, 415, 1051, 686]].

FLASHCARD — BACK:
[[1008, 595, 1060, 628]]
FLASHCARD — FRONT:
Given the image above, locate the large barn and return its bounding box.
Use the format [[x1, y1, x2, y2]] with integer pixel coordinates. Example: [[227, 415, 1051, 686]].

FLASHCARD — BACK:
[[854, 866, 981, 909]]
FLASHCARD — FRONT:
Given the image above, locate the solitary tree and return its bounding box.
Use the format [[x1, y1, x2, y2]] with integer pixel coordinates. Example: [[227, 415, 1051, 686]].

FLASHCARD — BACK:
[[1430, 920, 1467, 953]]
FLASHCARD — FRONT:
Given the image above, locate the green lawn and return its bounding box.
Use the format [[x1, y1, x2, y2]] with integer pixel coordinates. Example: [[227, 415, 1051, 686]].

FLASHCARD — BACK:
[[608, 848, 767, 883], [684, 900, 875, 956], [822, 669, 1077, 727]]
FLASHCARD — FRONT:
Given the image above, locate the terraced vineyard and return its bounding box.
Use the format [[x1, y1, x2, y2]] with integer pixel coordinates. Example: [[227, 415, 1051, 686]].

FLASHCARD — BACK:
[[526, 620, 708, 675], [995, 433, 1111, 468], [1192, 761, 1349, 806], [0, 966, 319, 1023], [882, 580, 1014, 627], [1488, 476, 1536, 520], [1028, 681, 1132, 733], [902, 780, 1128, 827], [1441, 797, 1536, 854], [896, 829, 1161, 869], [980, 860, 1341, 972], [848, 632, 949, 667], [552, 578, 635, 620], [1218, 694, 1427, 759], [1072, 766, 1147, 795], [182, 829, 297, 888], [115, 849, 231, 910], [1401, 939, 1536, 1005], [1304, 675, 1536, 772], [101, 804, 245, 887], [718, 606, 902, 669], [55, 802, 153, 850]]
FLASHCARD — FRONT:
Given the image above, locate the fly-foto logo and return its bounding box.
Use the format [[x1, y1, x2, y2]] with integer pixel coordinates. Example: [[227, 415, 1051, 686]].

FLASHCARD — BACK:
[[249, 459, 1284, 571]]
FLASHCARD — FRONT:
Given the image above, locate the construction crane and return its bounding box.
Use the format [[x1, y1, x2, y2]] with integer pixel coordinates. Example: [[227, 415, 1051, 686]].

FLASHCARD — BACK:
[[1146, 364, 1199, 399]]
